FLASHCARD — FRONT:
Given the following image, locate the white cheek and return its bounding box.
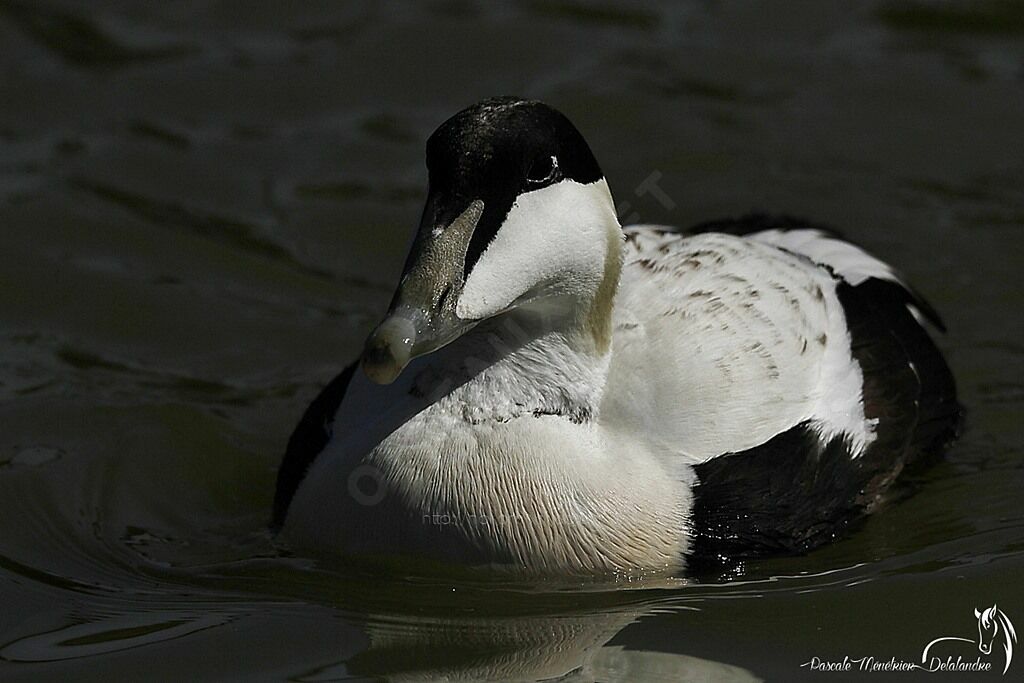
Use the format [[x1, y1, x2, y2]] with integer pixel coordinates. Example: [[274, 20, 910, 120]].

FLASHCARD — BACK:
[[457, 179, 617, 320]]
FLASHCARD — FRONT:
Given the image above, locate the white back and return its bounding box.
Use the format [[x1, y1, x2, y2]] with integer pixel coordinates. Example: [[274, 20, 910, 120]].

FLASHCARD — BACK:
[[603, 228, 874, 462]]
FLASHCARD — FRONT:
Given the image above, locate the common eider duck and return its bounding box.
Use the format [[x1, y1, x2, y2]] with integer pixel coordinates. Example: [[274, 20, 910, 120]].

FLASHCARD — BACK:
[[272, 97, 959, 577]]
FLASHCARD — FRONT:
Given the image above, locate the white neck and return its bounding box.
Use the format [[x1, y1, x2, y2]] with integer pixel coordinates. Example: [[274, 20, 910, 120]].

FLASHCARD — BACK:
[[422, 307, 610, 425], [434, 206, 623, 425]]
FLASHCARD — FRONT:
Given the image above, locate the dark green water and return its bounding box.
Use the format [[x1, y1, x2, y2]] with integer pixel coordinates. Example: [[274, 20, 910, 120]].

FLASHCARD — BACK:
[[1, 1, 1022, 681]]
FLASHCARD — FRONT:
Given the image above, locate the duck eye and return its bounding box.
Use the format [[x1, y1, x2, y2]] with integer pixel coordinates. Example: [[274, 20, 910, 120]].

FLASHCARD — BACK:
[[526, 155, 559, 185]]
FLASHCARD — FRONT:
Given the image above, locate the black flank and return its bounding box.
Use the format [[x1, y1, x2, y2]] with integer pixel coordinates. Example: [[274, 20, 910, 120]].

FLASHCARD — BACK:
[[689, 423, 867, 566], [271, 362, 357, 529]]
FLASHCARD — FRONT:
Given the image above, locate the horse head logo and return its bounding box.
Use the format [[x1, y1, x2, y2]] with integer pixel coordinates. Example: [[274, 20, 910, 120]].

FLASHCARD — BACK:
[[922, 605, 1016, 675], [975, 604, 1016, 673]]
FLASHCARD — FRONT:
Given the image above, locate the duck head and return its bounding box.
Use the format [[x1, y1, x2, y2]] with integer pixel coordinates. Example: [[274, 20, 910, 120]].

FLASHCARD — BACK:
[[362, 97, 622, 384]]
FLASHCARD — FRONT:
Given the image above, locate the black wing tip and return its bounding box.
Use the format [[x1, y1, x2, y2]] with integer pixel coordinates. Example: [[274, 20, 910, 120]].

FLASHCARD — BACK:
[[901, 279, 948, 332], [854, 276, 949, 336], [837, 277, 960, 462]]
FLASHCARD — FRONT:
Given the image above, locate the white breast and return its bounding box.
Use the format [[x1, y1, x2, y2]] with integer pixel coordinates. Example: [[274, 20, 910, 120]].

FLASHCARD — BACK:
[[283, 325, 694, 575]]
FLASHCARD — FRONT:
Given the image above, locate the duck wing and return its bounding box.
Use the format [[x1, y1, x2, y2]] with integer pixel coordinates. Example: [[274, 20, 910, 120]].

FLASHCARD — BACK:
[[608, 218, 959, 563], [606, 227, 854, 460]]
